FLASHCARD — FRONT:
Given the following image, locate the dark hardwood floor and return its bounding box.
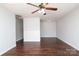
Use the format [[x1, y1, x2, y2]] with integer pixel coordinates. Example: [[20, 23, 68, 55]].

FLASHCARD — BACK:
[[2, 38, 79, 56]]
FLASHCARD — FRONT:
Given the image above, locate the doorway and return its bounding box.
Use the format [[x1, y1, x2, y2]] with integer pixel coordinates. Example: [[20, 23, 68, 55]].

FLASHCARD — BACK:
[[16, 15, 23, 43]]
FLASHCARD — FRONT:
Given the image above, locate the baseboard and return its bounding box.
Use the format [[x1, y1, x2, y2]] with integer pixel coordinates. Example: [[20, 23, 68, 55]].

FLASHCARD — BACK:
[[0, 45, 16, 56], [24, 37, 56, 42], [24, 40, 40, 42], [57, 38, 79, 51], [41, 37, 57, 39]]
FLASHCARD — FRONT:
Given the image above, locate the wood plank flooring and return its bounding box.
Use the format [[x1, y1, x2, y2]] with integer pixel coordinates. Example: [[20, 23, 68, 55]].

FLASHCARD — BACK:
[[2, 38, 79, 56]]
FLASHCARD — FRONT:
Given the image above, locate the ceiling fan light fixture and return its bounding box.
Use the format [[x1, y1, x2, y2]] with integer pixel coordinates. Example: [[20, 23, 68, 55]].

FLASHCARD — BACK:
[[38, 8, 46, 15], [43, 13, 46, 15]]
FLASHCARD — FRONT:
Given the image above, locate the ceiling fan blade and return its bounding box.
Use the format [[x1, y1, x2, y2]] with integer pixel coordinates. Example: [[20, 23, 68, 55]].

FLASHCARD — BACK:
[[32, 9, 40, 14], [46, 7, 58, 11], [27, 3, 39, 8]]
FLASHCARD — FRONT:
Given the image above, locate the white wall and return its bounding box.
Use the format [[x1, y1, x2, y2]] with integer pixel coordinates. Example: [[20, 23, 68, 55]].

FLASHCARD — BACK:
[[41, 20, 56, 37], [23, 17, 40, 42], [0, 5, 16, 55], [56, 7, 79, 50], [16, 18, 23, 41]]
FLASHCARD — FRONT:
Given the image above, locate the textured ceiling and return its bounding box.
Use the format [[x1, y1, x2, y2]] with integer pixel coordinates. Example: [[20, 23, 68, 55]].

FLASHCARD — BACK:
[[3, 3, 79, 20]]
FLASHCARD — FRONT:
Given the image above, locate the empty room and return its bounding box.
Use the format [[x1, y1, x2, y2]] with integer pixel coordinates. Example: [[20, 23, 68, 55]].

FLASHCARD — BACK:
[[0, 3, 79, 56]]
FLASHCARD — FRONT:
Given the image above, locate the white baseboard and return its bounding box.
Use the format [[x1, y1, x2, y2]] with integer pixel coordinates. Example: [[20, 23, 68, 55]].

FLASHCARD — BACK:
[[41, 36, 57, 37], [24, 40, 40, 42], [0, 45, 16, 56], [41, 37, 57, 38], [57, 38, 79, 51]]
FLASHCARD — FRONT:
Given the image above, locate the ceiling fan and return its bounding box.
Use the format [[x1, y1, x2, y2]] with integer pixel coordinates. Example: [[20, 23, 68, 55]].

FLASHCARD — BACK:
[[27, 3, 58, 15]]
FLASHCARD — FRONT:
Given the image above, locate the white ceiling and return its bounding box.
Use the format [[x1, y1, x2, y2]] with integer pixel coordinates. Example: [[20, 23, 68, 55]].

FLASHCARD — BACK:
[[3, 3, 79, 20]]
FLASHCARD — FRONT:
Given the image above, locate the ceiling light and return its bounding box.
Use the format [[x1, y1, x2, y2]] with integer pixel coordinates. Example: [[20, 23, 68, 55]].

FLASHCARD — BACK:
[[38, 8, 46, 15]]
